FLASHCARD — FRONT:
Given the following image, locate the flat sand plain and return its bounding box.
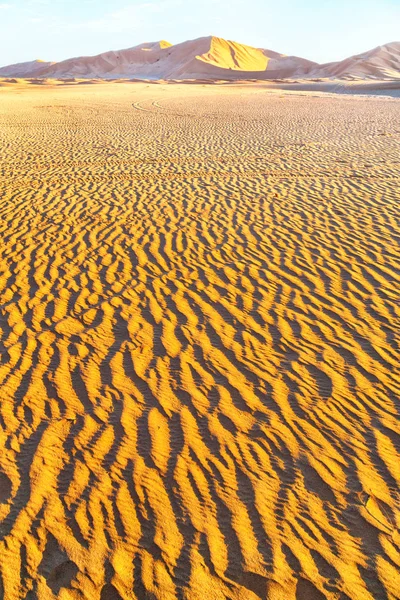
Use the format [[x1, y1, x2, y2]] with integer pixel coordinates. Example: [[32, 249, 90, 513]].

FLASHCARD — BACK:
[[0, 82, 399, 600]]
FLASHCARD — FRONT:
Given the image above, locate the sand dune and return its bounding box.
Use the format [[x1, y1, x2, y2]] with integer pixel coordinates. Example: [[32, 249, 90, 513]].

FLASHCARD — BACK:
[[0, 37, 316, 80], [310, 42, 400, 80], [2, 38, 400, 81], [0, 82, 399, 599], [0, 60, 54, 77]]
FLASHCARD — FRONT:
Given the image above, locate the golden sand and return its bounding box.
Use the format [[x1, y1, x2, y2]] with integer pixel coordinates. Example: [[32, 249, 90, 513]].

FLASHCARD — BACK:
[[0, 82, 399, 599]]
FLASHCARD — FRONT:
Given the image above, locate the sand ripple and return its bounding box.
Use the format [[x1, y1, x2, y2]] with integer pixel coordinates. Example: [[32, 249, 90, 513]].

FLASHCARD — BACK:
[[0, 83, 399, 599]]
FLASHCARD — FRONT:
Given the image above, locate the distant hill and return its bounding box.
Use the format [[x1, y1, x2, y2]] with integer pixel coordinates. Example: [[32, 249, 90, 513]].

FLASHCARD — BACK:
[[309, 42, 400, 80], [1, 37, 399, 80], [0, 37, 316, 80], [0, 59, 55, 77]]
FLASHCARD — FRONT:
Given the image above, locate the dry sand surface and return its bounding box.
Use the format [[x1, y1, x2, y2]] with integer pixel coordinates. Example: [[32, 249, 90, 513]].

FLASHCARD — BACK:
[[0, 82, 399, 600]]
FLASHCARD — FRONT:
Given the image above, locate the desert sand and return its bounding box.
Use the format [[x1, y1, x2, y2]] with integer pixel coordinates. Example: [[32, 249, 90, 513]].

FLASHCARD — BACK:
[[1, 38, 399, 82], [0, 81, 399, 600], [308, 42, 400, 81], [0, 37, 316, 81]]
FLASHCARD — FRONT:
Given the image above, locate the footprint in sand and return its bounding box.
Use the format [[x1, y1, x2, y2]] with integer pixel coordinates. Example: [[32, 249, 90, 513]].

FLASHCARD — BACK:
[[39, 534, 78, 594], [0, 472, 12, 503], [296, 577, 327, 600], [100, 583, 124, 599], [47, 560, 79, 595]]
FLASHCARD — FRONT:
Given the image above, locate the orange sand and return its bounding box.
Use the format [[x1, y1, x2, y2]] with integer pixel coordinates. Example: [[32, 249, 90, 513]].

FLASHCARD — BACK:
[[0, 82, 399, 600]]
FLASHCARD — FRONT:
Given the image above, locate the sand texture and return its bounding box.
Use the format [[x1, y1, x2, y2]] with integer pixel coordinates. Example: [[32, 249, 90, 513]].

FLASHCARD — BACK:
[[0, 83, 399, 599]]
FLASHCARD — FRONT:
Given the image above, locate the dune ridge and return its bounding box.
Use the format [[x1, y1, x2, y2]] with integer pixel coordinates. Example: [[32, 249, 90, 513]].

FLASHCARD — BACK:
[[0, 36, 316, 80], [0, 82, 399, 599], [0, 59, 55, 78], [310, 42, 400, 80], [1, 37, 400, 81]]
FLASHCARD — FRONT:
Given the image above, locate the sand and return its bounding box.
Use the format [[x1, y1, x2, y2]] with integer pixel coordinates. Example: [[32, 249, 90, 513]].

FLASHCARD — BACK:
[[0, 82, 399, 600], [309, 42, 400, 81], [2, 38, 399, 82], [0, 36, 316, 80]]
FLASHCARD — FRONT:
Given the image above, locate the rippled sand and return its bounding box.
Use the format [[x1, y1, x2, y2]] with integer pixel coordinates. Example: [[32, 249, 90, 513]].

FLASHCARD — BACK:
[[0, 82, 399, 600]]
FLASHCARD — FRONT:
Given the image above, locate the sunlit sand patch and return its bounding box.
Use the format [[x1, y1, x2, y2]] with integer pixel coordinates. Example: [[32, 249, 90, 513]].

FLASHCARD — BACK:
[[0, 82, 399, 599]]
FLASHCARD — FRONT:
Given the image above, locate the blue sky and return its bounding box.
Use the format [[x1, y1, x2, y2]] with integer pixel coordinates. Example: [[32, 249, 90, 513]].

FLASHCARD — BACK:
[[1, 0, 399, 66]]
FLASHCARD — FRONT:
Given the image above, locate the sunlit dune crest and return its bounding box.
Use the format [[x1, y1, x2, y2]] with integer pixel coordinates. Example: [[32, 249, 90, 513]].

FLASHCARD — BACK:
[[0, 36, 317, 80], [0, 81, 399, 599], [1, 36, 400, 81]]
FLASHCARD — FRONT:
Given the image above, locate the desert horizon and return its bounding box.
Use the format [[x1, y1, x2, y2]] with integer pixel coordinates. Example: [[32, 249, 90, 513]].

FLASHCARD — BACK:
[[1, 36, 400, 82]]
